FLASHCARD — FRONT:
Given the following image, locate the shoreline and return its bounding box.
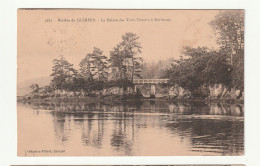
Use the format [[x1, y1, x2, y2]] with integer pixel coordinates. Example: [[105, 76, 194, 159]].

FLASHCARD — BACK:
[[17, 95, 244, 104]]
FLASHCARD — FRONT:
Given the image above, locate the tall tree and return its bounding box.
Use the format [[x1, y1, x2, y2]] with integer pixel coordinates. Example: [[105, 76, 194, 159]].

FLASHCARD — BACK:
[[122, 33, 142, 81], [110, 44, 127, 80], [79, 47, 108, 82], [79, 53, 94, 81], [91, 47, 109, 81], [210, 10, 244, 65], [50, 55, 77, 90], [110, 32, 142, 81], [210, 10, 244, 89]]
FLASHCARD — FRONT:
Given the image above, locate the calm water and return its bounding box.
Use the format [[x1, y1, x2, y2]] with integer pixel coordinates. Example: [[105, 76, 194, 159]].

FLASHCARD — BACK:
[[18, 100, 244, 156]]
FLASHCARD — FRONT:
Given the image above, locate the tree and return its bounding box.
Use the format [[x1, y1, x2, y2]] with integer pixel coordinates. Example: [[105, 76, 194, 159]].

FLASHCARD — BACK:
[[79, 47, 109, 82], [210, 10, 244, 64], [79, 53, 94, 81], [181, 46, 210, 59], [109, 32, 143, 82], [164, 47, 231, 92], [91, 47, 109, 81], [210, 10, 244, 90], [50, 55, 77, 91], [121, 33, 142, 81], [110, 44, 127, 80], [202, 51, 231, 86]]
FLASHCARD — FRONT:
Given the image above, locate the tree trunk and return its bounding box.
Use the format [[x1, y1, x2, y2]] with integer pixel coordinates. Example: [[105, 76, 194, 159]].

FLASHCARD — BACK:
[[131, 52, 134, 82]]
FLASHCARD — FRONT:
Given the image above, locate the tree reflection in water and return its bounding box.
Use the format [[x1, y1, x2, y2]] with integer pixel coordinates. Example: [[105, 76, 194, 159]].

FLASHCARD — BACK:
[[22, 100, 244, 155]]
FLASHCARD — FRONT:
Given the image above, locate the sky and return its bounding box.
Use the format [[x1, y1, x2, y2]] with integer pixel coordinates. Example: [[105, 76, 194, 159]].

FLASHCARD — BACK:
[[18, 9, 220, 83]]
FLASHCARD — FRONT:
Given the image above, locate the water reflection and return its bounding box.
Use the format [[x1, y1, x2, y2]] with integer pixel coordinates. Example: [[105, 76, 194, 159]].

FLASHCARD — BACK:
[[24, 100, 244, 116], [18, 100, 244, 156]]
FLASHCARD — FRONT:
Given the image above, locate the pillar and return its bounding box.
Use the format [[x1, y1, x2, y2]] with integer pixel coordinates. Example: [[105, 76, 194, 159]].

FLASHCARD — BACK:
[[150, 84, 156, 98]]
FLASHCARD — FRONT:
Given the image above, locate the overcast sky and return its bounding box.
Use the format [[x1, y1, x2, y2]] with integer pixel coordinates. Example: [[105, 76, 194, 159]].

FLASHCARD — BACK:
[[18, 9, 220, 83]]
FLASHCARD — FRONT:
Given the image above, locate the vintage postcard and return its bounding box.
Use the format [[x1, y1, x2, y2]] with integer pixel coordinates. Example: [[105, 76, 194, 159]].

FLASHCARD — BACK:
[[17, 9, 244, 156]]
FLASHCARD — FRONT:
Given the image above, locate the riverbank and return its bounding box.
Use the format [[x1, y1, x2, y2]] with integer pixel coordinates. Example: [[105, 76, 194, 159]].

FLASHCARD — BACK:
[[17, 83, 244, 105], [17, 94, 243, 105], [17, 94, 144, 104]]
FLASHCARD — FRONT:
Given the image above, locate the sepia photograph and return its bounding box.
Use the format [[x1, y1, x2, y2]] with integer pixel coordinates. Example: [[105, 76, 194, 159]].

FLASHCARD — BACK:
[[17, 9, 244, 156]]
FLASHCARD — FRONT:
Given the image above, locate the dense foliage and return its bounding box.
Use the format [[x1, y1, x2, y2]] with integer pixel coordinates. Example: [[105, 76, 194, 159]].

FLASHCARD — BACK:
[[163, 10, 244, 93], [164, 47, 231, 91], [49, 33, 142, 92], [210, 10, 244, 90]]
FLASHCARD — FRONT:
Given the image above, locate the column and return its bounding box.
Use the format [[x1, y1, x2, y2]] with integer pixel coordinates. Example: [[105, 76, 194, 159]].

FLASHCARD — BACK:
[[150, 84, 156, 98]]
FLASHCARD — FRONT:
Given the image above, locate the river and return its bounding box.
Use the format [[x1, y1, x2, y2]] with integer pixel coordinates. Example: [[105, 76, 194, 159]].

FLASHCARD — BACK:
[[17, 100, 244, 156]]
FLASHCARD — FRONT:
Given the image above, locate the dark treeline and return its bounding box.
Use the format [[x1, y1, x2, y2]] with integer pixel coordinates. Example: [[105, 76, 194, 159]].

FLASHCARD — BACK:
[[163, 10, 244, 96], [27, 11, 244, 99], [36, 32, 143, 94]]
